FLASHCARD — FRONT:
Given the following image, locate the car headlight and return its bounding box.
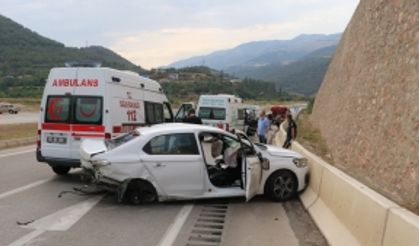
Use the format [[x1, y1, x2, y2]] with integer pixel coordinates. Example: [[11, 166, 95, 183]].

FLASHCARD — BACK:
[[91, 159, 110, 167], [293, 158, 307, 168]]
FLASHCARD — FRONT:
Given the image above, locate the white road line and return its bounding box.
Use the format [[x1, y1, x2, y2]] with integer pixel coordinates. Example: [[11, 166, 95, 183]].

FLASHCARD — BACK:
[[8, 195, 104, 246], [0, 149, 34, 159], [7, 229, 45, 246], [157, 204, 194, 246], [25, 195, 104, 231], [0, 178, 53, 200]]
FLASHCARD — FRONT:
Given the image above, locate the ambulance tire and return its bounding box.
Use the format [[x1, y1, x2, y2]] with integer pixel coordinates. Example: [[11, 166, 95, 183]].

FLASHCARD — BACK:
[[51, 166, 71, 175]]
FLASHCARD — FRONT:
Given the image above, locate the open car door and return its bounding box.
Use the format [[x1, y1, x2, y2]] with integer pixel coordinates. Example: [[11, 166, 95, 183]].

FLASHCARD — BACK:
[[245, 154, 262, 201], [236, 132, 263, 202], [174, 102, 195, 122]]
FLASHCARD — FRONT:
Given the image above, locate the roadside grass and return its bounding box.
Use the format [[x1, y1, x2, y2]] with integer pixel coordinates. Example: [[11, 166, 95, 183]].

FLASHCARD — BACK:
[[296, 111, 334, 164], [0, 98, 41, 112], [0, 123, 37, 141]]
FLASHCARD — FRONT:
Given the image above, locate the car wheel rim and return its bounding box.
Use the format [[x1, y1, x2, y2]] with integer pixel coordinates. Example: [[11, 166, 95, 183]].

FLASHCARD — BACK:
[[142, 190, 156, 202], [273, 175, 294, 199], [131, 193, 141, 204]]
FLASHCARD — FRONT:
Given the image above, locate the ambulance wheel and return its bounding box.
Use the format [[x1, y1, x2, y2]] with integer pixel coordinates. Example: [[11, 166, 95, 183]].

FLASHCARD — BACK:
[[51, 166, 71, 175]]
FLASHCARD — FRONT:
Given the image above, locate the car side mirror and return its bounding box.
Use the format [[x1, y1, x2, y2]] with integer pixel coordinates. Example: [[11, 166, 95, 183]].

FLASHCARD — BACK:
[[257, 152, 263, 162], [257, 152, 270, 170]]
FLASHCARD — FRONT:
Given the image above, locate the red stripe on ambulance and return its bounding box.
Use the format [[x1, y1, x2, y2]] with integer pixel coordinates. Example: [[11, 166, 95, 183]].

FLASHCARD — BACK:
[[42, 123, 71, 131], [42, 123, 105, 132]]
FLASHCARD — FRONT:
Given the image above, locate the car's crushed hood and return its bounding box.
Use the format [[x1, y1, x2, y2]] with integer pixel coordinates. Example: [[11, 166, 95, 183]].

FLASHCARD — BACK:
[[80, 139, 107, 161], [262, 145, 302, 158]]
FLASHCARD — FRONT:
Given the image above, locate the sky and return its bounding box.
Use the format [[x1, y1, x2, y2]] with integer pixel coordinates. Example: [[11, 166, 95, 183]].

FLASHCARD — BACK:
[[1, 0, 359, 69]]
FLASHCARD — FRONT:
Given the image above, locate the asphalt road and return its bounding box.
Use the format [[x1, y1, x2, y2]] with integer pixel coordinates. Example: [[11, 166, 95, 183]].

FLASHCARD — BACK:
[[0, 145, 327, 246], [0, 112, 38, 125]]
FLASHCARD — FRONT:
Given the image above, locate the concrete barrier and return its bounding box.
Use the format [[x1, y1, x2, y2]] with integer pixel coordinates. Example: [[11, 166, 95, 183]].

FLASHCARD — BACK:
[[0, 136, 36, 150], [383, 208, 419, 246], [277, 123, 419, 246]]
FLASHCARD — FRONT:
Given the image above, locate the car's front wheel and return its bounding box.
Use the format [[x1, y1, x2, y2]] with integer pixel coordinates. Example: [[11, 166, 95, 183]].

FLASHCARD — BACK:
[[265, 170, 297, 202], [51, 166, 71, 175]]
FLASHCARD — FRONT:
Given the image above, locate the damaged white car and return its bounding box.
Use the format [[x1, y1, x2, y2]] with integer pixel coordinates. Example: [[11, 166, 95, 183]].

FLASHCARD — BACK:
[[80, 123, 309, 204]]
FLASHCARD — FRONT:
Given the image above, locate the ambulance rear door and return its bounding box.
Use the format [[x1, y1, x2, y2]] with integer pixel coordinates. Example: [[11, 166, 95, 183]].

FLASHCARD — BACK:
[[41, 68, 77, 161], [70, 68, 105, 160]]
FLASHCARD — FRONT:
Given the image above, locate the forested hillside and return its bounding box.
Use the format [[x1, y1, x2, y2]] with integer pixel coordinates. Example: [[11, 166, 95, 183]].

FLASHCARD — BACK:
[[150, 66, 303, 103], [0, 15, 145, 97]]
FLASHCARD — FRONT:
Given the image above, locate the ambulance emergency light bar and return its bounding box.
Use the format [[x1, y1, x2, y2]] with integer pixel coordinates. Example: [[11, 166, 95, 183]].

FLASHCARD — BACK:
[[64, 61, 102, 68]]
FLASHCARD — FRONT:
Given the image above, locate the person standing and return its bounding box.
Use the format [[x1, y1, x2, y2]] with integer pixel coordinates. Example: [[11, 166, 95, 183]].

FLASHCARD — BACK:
[[183, 108, 203, 124], [257, 111, 269, 144], [283, 113, 297, 149]]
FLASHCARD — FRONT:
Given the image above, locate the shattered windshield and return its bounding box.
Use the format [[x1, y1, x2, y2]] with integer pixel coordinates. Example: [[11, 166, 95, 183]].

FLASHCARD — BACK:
[[107, 130, 141, 150]]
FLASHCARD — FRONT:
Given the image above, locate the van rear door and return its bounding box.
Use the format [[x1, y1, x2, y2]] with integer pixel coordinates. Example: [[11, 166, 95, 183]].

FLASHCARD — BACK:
[[42, 95, 73, 160], [70, 96, 104, 160], [41, 68, 77, 161], [70, 68, 105, 160]]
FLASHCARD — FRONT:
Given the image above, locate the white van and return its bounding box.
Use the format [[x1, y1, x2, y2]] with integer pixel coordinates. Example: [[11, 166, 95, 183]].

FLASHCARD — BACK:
[[37, 66, 173, 175], [196, 94, 245, 132]]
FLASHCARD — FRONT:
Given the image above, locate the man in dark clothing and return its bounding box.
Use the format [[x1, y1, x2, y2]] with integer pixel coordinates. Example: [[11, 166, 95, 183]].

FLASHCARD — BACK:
[[283, 113, 297, 149], [183, 108, 203, 124]]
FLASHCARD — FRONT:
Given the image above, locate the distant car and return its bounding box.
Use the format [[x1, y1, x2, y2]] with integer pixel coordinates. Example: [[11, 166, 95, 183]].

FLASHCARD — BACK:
[[0, 103, 20, 114], [80, 123, 309, 204]]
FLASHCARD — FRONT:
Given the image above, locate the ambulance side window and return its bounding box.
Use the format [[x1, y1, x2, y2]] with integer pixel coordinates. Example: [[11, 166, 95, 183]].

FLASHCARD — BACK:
[[164, 102, 173, 122], [145, 101, 164, 124], [45, 96, 71, 123], [238, 108, 245, 120]]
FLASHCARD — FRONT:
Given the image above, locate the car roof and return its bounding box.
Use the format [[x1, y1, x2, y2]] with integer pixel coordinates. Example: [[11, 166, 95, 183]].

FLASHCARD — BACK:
[[136, 123, 235, 137]]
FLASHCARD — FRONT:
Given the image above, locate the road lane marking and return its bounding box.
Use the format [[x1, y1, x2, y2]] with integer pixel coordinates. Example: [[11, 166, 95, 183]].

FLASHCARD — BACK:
[[0, 178, 53, 200], [157, 204, 194, 246], [8, 195, 104, 246], [25, 195, 104, 231], [7, 229, 45, 246], [0, 149, 34, 159]]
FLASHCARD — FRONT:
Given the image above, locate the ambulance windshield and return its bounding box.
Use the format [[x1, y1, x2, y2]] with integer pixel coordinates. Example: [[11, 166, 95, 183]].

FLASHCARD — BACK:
[[198, 107, 226, 120]]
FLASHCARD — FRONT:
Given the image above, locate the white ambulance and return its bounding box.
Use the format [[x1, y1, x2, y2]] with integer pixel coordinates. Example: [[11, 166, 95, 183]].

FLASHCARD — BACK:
[[37, 66, 173, 175], [196, 94, 245, 132]]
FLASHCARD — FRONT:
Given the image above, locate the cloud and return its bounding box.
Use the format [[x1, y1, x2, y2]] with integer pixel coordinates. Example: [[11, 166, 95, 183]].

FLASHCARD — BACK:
[[110, 4, 356, 68], [1, 0, 359, 68]]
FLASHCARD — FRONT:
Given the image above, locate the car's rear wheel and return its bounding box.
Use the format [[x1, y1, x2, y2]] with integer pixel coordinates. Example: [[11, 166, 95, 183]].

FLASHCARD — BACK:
[[51, 166, 71, 175], [265, 170, 297, 202], [126, 180, 157, 205]]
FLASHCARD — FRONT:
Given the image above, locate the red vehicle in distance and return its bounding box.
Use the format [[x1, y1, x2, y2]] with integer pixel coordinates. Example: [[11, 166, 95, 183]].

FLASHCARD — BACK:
[[270, 105, 289, 127]]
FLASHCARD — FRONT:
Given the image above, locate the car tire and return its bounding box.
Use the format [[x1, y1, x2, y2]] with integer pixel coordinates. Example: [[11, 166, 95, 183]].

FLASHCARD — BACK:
[[265, 170, 297, 202], [126, 180, 157, 205], [8, 110, 14, 114], [51, 166, 71, 175]]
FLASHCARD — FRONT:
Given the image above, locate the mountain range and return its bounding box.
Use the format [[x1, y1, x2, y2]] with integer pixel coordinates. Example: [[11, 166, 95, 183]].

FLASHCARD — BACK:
[[169, 33, 341, 95], [0, 13, 340, 97]]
